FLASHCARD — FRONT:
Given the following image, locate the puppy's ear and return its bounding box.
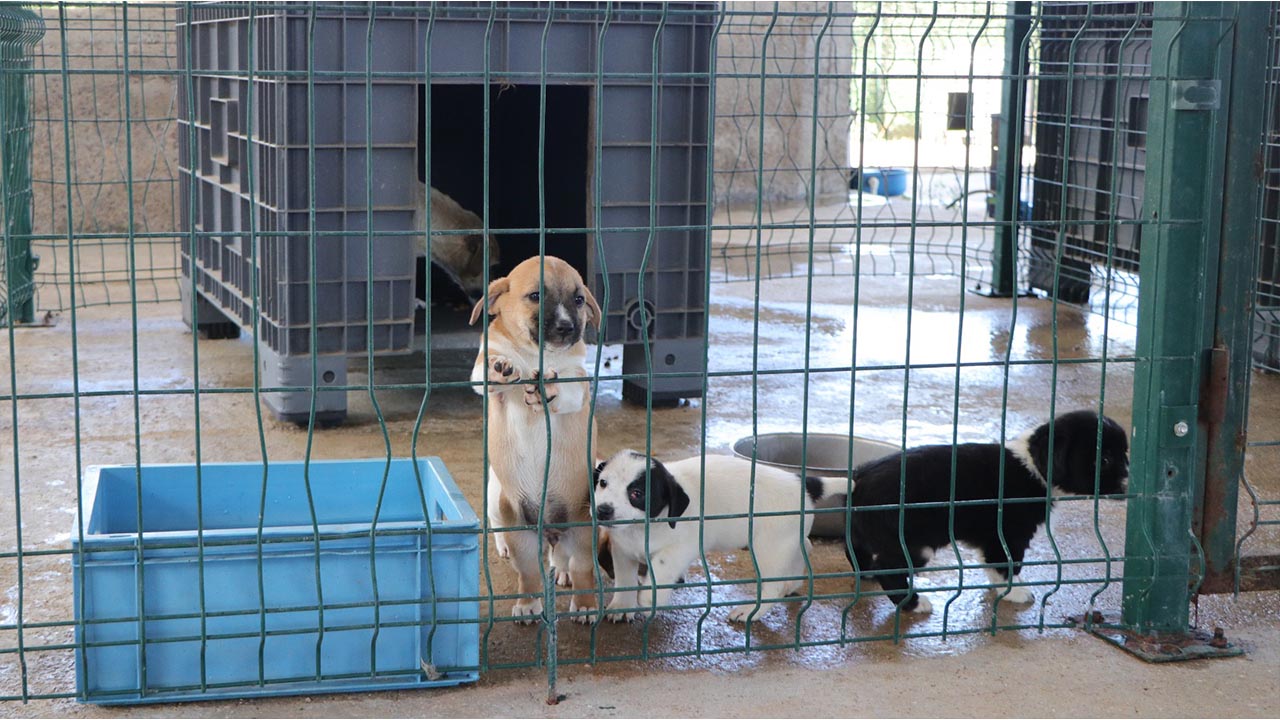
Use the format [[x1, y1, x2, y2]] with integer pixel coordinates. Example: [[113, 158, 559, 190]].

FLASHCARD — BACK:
[[582, 284, 603, 330], [486, 235, 501, 265], [469, 276, 510, 326], [596, 531, 615, 580], [1050, 424, 1074, 487], [461, 233, 487, 275], [650, 460, 690, 530], [1104, 415, 1130, 454]]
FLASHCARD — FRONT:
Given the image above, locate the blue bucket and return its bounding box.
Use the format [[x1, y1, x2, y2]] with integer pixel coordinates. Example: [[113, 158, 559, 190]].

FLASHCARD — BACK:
[[860, 168, 910, 197]]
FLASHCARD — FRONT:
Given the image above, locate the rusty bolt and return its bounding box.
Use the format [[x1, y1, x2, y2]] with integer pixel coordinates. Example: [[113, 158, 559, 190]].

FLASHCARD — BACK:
[[1210, 627, 1229, 649]]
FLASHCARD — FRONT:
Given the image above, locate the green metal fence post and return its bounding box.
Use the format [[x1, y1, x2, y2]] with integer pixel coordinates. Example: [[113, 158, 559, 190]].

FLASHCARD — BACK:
[[1121, 2, 1236, 634], [1196, 2, 1269, 595], [988, 1, 1031, 297], [0, 7, 43, 325]]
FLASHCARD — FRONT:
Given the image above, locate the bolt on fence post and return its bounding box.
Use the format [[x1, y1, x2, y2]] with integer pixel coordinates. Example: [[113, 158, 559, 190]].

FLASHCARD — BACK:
[[988, 1, 1032, 297], [1122, 1, 1238, 633]]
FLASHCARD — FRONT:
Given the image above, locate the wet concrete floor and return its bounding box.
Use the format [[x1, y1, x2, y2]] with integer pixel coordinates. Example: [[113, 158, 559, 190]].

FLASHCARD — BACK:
[[0, 235, 1277, 716]]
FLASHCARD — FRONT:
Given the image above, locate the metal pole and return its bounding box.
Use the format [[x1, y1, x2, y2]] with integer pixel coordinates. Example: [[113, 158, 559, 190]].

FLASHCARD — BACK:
[[0, 7, 41, 324], [988, 0, 1032, 297], [1122, 1, 1235, 633], [1197, 2, 1269, 595]]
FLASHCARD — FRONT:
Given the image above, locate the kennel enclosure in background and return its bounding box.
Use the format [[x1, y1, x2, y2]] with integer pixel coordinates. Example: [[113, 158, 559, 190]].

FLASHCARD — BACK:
[[0, 0, 1278, 705], [178, 3, 714, 422]]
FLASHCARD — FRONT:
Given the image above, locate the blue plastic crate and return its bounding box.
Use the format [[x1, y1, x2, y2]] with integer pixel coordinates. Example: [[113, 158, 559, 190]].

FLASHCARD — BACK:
[[72, 458, 479, 705]]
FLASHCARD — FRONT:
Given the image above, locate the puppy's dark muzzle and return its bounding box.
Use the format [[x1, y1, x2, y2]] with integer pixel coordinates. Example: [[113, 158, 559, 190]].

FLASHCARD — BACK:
[[595, 503, 614, 522], [551, 321, 578, 344], [532, 323, 581, 348]]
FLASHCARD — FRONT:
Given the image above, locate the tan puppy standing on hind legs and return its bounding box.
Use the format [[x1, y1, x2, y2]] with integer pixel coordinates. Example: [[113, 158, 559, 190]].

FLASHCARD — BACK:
[[470, 255, 603, 624]]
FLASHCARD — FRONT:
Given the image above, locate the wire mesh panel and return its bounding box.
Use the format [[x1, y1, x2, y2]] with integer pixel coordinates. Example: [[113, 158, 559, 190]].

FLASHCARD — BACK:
[[1027, 2, 1149, 319], [1232, 4, 1280, 593], [27, 4, 183, 311], [0, 0, 1273, 710], [711, 3, 1009, 286]]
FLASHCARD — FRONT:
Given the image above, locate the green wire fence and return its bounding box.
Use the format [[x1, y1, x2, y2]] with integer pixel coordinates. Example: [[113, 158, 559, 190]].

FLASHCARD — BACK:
[[0, 0, 1275, 706], [29, 3, 181, 312], [0, 6, 41, 326], [1230, 1, 1280, 595]]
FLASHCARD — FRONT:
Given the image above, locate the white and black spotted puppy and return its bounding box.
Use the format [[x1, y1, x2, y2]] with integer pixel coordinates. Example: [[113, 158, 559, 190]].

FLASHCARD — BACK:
[[843, 409, 1129, 614], [592, 450, 851, 623]]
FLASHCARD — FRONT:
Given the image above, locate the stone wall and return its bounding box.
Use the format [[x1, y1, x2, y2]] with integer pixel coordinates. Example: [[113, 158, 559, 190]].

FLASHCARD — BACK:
[[30, 4, 179, 238], [711, 3, 853, 208], [23, 4, 846, 265]]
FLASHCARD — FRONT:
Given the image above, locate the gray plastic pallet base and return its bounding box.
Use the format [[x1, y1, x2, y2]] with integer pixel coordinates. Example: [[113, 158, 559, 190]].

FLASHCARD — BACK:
[[182, 282, 347, 424], [179, 282, 241, 340], [621, 337, 706, 406], [258, 342, 349, 425]]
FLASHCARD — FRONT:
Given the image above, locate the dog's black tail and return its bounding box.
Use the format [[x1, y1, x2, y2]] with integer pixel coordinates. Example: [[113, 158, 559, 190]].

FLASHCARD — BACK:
[[803, 475, 854, 504]]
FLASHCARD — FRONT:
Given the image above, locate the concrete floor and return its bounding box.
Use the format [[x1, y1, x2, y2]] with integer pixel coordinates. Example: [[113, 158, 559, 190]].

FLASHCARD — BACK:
[[1, 228, 1278, 716]]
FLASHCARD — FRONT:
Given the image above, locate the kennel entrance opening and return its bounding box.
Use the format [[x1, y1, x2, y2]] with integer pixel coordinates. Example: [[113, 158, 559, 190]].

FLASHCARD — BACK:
[[419, 83, 589, 309]]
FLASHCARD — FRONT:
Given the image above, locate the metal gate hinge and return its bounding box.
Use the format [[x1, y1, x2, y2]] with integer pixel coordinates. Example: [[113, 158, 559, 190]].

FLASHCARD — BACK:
[[1171, 80, 1220, 110], [1200, 346, 1229, 426]]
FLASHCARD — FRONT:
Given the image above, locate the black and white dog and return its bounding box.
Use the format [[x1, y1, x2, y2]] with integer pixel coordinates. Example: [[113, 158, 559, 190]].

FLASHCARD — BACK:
[[593, 450, 850, 623], [843, 410, 1129, 613]]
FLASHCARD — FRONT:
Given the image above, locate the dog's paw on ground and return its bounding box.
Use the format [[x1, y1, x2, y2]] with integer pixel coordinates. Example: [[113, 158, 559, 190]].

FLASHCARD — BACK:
[[511, 599, 543, 624], [568, 599, 600, 625], [605, 606, 640, 623], [1001, 586, 1035, 604], [907, 594, 932, 614], [728, 604, 768, 623], [493, 535, 511, 558]]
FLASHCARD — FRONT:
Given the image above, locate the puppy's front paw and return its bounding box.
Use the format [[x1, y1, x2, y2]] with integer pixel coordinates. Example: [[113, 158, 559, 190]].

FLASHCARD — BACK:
[[728, 604, 765, 623], [493, 534, 511, 559], [569, 598, 600, 625], [488, 355, 520, 386], [607, 609, 639, 623], [511, 598, 543, 624], [553, 568, 572, 587], [906, 594, 932, 614], [1002, 586, 1034, 604], [524, 369, 559, 408], [605, 602, 641, 623]]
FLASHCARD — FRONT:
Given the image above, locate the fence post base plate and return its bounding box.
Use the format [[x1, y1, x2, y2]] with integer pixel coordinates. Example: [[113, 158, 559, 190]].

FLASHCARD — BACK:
[[1069, 614, 1245, 662]]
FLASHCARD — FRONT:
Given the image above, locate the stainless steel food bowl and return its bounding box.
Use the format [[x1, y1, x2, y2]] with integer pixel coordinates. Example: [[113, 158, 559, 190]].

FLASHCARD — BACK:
[[732, 433, 898, 538]]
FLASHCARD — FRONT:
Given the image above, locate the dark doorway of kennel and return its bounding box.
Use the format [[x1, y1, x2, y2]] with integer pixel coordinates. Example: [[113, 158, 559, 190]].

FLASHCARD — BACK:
[[416, 83, 590, 321]]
